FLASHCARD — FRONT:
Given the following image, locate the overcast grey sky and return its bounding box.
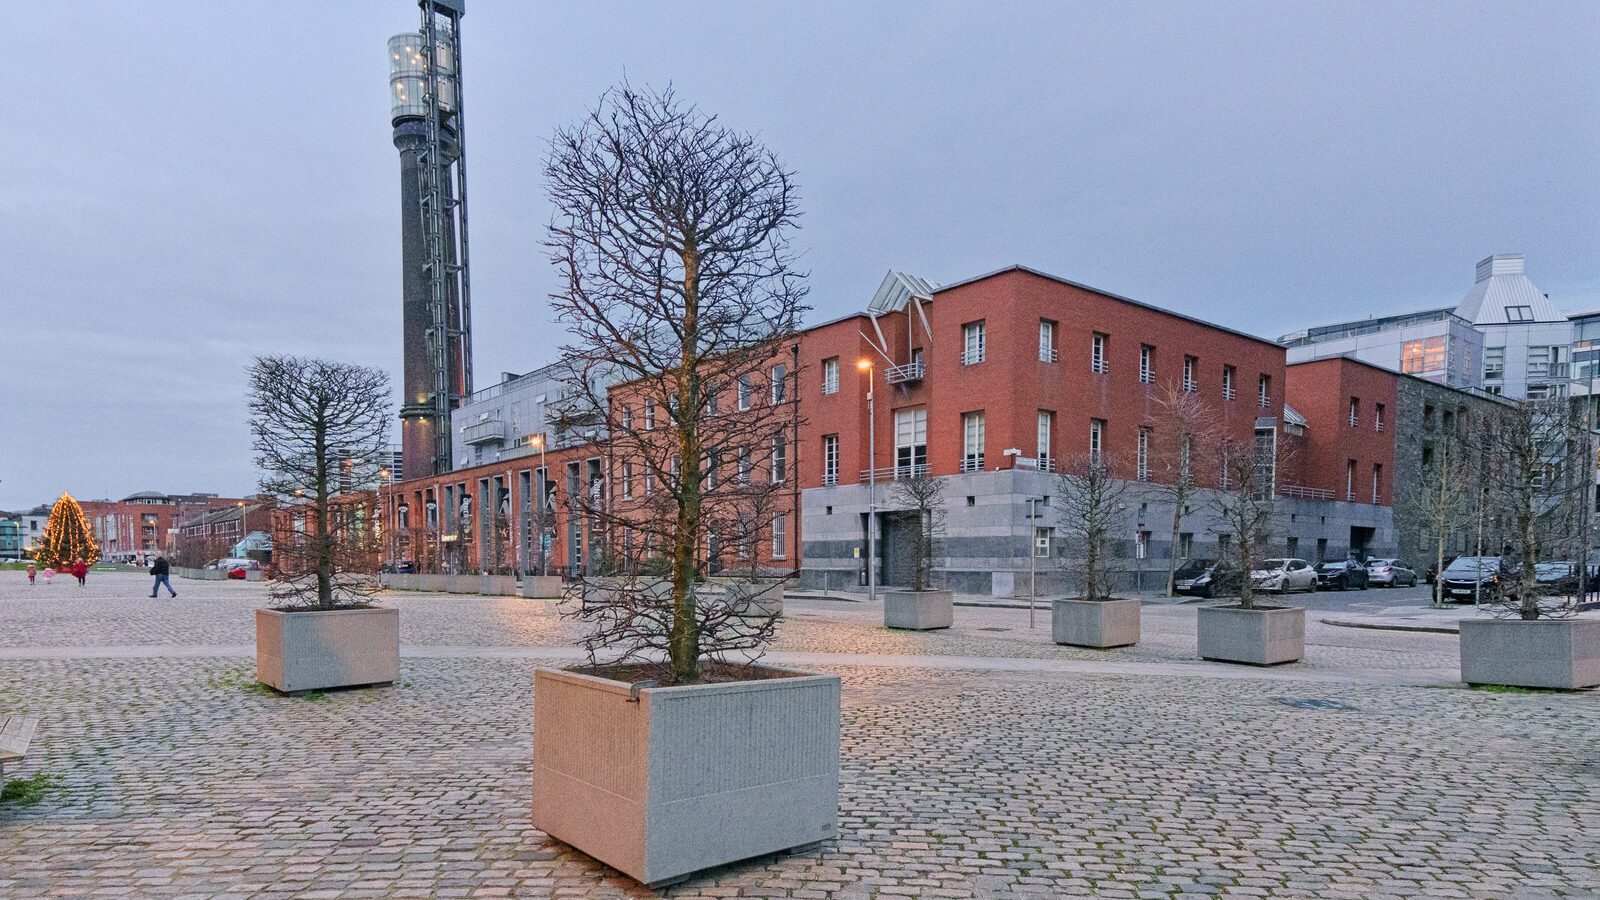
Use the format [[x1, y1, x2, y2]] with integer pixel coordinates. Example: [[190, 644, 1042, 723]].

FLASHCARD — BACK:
[[3, 1, 1596, 509]]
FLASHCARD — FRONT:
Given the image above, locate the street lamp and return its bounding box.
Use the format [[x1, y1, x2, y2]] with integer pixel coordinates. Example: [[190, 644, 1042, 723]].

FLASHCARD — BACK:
[[529, 434, 548, 577], [858, 359, 876, 602]]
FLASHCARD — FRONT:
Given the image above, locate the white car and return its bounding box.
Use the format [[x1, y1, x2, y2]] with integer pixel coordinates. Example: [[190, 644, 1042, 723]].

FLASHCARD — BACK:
[[1250, 558, 1317, 593]]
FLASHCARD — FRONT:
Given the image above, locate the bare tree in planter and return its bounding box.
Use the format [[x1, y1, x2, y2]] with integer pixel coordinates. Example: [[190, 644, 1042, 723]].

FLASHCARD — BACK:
[[1146, 383, 1219, 596], [1209, 434, 1279, 610], [248, 355, 389, 609], [534, 85, 838, 887], [1054, 453, 1130, 601], [545, 83, 806, 685], [888, 472, 947, 592]]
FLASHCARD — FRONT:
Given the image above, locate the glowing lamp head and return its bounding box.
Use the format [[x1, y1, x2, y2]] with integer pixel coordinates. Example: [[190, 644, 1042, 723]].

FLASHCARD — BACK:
[[856, 359, 872, 371]]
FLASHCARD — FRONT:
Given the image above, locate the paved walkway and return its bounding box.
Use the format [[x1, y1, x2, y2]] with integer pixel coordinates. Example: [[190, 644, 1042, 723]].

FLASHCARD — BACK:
[[1, 573, 1597, 898]]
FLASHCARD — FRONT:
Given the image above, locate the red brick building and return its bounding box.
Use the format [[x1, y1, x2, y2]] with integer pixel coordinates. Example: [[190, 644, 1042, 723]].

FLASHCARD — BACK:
[[1284, 357, 1398, 505], [80, 491, 246, 562]]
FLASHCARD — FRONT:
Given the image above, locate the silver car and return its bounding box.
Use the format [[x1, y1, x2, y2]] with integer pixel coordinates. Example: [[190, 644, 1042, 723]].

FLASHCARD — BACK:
[[1250, 558, 1317, 593], [1366, 558, 1418, 587]]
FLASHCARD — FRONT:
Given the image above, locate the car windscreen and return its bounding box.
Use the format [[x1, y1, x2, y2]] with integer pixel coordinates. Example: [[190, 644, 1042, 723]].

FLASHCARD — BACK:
[[1174, 559, 1212, 577], [1443, 557, 1494, 574], [1316, 563, 1347, 572], [1258, 559, 1287, 569]]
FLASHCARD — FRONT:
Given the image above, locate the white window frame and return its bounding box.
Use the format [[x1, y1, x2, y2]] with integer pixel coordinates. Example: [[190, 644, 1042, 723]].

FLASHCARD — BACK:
[[772, 514, 787, 559], [1089, 418, 1105, 462], [963, 321, 986, 365], [962, 411, 986, 472], [1137, 427, 1151, 481], [772, 435, 787, 483], [737, 375, 752, 411], [822, 357, 839, 395], [643, 398, 656, 430], [1258, 374, 1271, 408], [770, 364, 787, 404], [622, 462, 634, 498], [1222, 365, 1236, 400], [894, 408, 928, 477], [1039, 320, 1057, 362], [1139, 344, 1154, 383], [1036, 411, 1053, 470], [822, 434, 839, 486], [1091, 332, 1108, 374], [1182, 356, 1197, 392]]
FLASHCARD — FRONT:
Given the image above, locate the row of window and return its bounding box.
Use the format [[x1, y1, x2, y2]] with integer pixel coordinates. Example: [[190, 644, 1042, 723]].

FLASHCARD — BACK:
[[619, 438, 791, 499], [621, 515, 788, 561], [621, 365, 793, 428], [1346, 460, 1384, 504], [1347, 397, 1386, 432]]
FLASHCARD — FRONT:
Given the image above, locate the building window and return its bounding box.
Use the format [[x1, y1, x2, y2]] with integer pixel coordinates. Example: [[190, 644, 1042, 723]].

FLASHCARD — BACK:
[[1346, 459, 1356, 502], [1348, 397, 1360, 427], [1484, 346, 1505, 381], [1037, 411, 1053, 470], [962, 411, 986, 472], [772, 514, 787, 559], [1139, 344, 1155, 383], [738, 446, 752, 483], [770, 364, 787, 404], [822, 434, 839, 486], [1222, 365, 1237, 400], [1401, 336, 1446, 375], [772, 436, 787, 483], [1527, 345, 1551, 379], [706, 450, 720, 490], [1253, 427, 1277, 499], [621, 405, 634, 431], [1258, 374, 1271, 408], [1089, 418, 1105, 462], [644, 465, 655, 495], [895, 408, 928, 477], [822, 357, 839, 395], [1505, 305, 1534, 323], [1137, 427, 1151, 480], [622, 462, 634, 498], [1135, 530, 1150, 560], [1375, 403, 1385, 432], [963, 321, 986, 365], [1091, 332, 1108, 374], [1183, 355, 1197, 392], [1178, 532, 1193, 559], [1372, 463, 1382, 504], [1034, 526, 1052, 558], [643, 398, 656, 430], [737, 374, 752, 410], [1039, 320, 1057, 362]]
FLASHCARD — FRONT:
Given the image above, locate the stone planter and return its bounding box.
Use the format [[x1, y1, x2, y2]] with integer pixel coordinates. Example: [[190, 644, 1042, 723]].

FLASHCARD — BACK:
[[1459, 617, 1600, 690], [533, 666, 840, 887], [520, 575, 565, 599], [255, 606, 399, 693], [1052, 597, 1140, 648], [884, 589, 954, 630], [1196, 604, 1305, 665], [480, 574, 519, 597]]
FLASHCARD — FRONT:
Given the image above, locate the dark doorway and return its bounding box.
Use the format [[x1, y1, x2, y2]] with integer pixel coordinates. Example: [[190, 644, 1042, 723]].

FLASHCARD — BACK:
[[880, 511, 920, 588], [1349, 526, 1374, 561]]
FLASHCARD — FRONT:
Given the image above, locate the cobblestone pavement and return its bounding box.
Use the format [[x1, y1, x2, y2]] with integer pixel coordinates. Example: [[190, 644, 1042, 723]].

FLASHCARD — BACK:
[[1, 573, 1598, 898]]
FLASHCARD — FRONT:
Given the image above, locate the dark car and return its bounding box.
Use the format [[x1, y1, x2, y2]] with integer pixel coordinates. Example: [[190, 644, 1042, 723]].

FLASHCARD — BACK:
[[1438, 556, 1503, 602], [1171, 558, 1215, 595], [1315, 560, 1368, 591], [1176, 561, 1244, 598], [1425, 555, 1459, 585], [1534, 561, 1579, 596]]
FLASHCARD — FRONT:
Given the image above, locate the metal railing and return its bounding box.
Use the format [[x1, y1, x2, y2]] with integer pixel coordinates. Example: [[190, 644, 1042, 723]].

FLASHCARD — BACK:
[[885, 361, 924, 384], [860, 464, 930, 481], [462, 418, 507, 445], [1040, 348, 1059, 363], [960, 455, 985, 473], [821, 473, 838, 486], [962, 350, 984, 366], [1279, 484, 1335, 501]]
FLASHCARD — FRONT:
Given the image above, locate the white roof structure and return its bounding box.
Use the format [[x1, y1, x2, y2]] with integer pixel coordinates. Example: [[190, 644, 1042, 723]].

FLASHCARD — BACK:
[[1453, 254, 1561, 325], [867, 271, 937, 313]]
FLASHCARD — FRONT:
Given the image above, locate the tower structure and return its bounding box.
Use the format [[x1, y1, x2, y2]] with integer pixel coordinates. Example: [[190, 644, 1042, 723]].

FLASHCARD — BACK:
[[389, 0, 473, 480]]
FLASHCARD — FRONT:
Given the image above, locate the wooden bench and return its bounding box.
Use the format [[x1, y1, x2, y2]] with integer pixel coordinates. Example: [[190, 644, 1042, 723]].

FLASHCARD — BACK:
[[0, 715, 39, 785]]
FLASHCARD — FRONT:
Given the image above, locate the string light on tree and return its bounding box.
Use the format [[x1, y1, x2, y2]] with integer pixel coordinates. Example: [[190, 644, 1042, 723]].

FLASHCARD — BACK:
[[37, 493, 100, 569]]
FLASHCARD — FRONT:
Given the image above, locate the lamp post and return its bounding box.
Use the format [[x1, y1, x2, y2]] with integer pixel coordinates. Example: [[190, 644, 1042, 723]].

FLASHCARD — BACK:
[[858, 359, 876, 602], [529, 434, 548, 577]]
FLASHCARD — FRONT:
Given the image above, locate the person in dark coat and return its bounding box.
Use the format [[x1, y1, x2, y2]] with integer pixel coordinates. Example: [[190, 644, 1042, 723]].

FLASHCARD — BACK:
[[71, 559, 89, 586], [150, 556, 176, 598]]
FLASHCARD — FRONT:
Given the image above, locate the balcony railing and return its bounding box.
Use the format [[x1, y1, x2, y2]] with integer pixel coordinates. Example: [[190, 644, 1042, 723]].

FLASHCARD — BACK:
[[1223, 387, 1236, 401], [962, 350, 984, 366], [960, 455, 985, 473], [462, 419, 508, 446], [821, 473, 838, 486], [860, 464, 930, 482], [885, 361, 924, 384], [1014, 455, 1056, 472], [1040, 347, 1059, 363], [1279, 484, 1334, 501]]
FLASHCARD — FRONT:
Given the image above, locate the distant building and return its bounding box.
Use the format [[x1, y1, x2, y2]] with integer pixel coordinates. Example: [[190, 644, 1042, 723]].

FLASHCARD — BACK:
[[449, 362, 592, 470], [1282, 254, 1570, 400], [0, 516, 22, 560], [79, 491, 245, 561]]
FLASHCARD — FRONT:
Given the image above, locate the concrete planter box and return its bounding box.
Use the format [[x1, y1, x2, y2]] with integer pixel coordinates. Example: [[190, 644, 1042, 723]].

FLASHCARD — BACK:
[[520, 575, 565, 599], [533, 666, 840, 886], [255, 606, 399, 693], [1197, 604, 1305, 665], [1459, 617, 1600, 690], [884, 589, 954, 630], [1052, 597, 1140, 648], [446, 575, 477, 595], [480, 574, 519, 596]]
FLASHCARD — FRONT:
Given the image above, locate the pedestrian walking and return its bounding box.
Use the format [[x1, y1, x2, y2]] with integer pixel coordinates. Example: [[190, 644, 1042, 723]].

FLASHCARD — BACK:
[[72, 558, 88, 586], [150, 556, 176, 598], [42, 566, 54, 585], [26, 563, 36, 585]]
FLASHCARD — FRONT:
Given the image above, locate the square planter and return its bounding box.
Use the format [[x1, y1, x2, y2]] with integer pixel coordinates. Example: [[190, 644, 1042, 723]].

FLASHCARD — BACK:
[[884, 589, 954, 630], [532, 666, 840, 887], [1197, 604, 1304, 665], [1052, 597, 1140, 648], [255, 606, 399, 693], [1459, 617, 1600, 689], [480, 574, 519, 596], [520, 575, 565, 599]]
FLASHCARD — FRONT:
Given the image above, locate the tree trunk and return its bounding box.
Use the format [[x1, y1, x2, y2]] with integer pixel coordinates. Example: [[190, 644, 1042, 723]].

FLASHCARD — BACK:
[[668, 248, 703, 683], [1165, 485, 1185, 597], [314, 414, 333, 608]]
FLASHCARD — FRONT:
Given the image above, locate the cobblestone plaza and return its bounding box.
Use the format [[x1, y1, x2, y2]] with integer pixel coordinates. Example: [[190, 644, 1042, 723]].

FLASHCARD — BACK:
[[1, 573, 1597, 898]]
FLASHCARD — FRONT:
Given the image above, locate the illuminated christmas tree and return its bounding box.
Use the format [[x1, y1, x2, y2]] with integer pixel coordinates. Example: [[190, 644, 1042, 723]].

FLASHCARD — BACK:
[[37, 493, 100, 569]]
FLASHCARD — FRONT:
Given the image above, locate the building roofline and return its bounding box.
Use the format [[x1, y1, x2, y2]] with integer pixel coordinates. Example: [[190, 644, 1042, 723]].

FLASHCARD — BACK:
[[931, 264, 1285, 350], [1286, 354, 1515, 406]]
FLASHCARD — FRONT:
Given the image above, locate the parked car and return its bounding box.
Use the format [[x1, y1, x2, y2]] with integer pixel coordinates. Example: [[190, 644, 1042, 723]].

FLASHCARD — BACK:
[[1176, 561, 1245, 598], [1171, 558, 1215, 594], [1250, 558, 1317, 593], [1438, 556, 1503, 602], [1315, 559, 1368, 591], [1425, 555, 1459, 585], [1366, 558, 1418, 587], [1533, 561, 1579, 596]]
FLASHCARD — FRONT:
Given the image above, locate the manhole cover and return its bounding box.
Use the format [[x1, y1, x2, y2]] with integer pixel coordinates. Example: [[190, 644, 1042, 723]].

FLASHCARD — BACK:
[[977, 627, 1011, 632], [1276, 698, 1356, 711]]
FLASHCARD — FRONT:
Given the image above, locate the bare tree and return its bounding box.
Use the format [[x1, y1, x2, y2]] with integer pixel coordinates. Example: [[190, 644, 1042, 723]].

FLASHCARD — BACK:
[[1400, 414, 1481, 608], [248, 355, 390, 609], [1210, 433, 1280, 609], [1147, 383, 1219, 596], [1480, 398, 1586, 620], [887, 472, 946, 592], [546, 83, 806, 683], [1055, 453, 1130, 601]]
